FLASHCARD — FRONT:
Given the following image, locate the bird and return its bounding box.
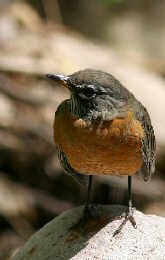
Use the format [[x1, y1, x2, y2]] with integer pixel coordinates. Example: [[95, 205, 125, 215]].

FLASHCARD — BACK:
[[46, 68, 156, 235]]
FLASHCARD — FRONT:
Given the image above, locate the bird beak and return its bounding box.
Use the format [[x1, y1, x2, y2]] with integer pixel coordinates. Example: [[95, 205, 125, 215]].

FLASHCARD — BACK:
[[45, 74, 72, 90]]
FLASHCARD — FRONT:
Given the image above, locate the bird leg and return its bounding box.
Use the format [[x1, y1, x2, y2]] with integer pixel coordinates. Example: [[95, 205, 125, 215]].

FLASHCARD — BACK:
[[113, 176, 137, 236], [70, 176, 94, 235], [81, 175, 93, 228]]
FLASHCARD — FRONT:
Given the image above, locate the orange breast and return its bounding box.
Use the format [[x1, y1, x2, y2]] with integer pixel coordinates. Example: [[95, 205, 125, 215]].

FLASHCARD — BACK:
[[54, 104, 144, 176]]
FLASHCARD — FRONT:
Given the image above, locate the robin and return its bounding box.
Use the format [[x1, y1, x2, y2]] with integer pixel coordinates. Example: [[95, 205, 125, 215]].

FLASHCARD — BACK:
[[46, 69, 156, 235]]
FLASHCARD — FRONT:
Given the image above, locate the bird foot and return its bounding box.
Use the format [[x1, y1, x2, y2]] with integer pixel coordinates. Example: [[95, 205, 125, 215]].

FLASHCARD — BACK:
[[80, 204, 105, 236], [113, 206, 137, 237], [81, 204, 95, 233], [71, 205, 93, 236]]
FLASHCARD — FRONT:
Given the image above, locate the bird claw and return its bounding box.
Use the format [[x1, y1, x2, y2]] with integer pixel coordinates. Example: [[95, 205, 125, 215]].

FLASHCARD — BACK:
[[81, 207, 89, 226], [113, 207, 137, 237]]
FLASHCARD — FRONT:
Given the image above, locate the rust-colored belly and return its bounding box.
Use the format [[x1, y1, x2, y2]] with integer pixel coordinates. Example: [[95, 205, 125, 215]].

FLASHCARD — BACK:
[[54, 106, 144, 176]]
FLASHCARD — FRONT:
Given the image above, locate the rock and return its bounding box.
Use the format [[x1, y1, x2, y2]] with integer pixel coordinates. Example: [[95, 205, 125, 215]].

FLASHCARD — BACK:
[[13, 205, 165, 260]]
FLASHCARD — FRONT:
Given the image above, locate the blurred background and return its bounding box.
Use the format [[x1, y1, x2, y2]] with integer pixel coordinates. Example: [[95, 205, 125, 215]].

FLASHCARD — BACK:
[[0, 0, 165, 259]]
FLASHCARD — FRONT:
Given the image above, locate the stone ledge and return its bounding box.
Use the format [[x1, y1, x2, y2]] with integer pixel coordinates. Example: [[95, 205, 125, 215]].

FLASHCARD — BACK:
[[13, 205, 165, 260]]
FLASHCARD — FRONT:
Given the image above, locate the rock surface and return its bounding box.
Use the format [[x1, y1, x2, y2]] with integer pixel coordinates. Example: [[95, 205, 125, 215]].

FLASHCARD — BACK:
[[14, 205, 165, 260]]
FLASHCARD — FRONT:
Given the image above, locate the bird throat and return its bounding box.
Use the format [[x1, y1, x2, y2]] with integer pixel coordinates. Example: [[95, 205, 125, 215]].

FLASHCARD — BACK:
[[69, 95, 89, 119], [69, 95, 120, 122]]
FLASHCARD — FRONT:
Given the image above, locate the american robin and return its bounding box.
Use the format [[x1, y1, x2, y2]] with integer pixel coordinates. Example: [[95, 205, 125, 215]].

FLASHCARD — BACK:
[[46, 69, 156, 235]]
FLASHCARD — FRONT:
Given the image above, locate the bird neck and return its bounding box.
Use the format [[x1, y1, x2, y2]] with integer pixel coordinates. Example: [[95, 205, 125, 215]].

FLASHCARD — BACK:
[[68, 95, 126, 122], [69, 96, 91, 119]]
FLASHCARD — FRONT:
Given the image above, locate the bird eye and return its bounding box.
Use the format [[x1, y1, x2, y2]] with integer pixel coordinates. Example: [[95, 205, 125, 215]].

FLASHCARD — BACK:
[[83, 86, 95, 98]]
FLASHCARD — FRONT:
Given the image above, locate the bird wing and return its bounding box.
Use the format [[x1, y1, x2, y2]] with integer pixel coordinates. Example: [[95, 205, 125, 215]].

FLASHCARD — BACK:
[[56, 146, 88, 186], [137, 110, 156, 182]]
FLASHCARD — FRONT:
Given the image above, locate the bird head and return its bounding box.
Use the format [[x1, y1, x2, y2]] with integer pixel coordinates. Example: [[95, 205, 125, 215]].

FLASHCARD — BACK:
[[46, 69, 133, 121]]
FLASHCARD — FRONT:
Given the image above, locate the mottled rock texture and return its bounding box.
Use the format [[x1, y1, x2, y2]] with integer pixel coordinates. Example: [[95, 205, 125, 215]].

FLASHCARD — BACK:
[[14, 205, 165, 260]]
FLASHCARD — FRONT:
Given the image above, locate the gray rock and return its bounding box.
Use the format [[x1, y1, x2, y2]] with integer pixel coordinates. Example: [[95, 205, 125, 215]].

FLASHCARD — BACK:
[[13, 205, 165, 260]]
